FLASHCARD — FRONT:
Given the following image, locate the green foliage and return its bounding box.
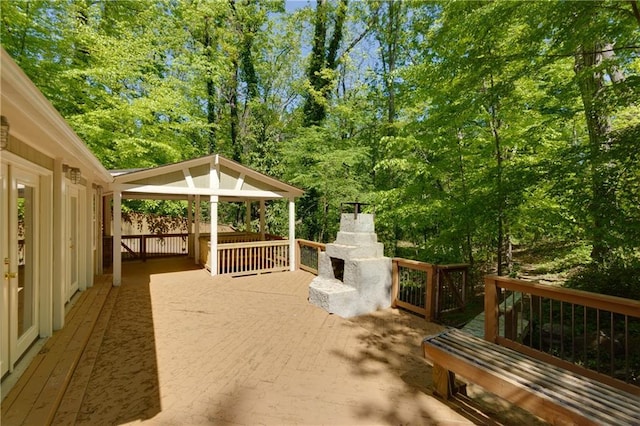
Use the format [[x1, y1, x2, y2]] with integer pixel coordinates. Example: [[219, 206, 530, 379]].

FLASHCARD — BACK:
[[566, 254, 640, 300], [2, 0, 640, 294]]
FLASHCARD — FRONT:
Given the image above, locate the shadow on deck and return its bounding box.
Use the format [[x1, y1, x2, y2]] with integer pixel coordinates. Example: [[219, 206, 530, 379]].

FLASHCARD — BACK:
[[2, 258, 543, 425]]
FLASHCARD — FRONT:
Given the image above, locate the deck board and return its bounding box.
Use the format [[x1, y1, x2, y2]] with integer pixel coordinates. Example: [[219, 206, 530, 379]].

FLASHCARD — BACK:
[[1, 276, 112, 426], [2, 258, 546, 425]]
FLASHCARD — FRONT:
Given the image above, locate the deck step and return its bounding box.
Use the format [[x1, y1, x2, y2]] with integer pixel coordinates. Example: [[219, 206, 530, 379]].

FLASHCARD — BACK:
[[52, 284, 120, 425], [0, 276, 113, 426]]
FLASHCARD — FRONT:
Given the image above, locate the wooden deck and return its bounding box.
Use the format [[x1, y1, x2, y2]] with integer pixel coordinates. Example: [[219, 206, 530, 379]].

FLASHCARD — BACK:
[[2, 258, 543, 425], [1, 275, 114, 425]]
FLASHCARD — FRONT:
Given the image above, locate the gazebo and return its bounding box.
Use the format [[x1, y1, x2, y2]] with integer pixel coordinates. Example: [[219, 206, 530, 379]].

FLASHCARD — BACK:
[[105, 154, 304, 285]]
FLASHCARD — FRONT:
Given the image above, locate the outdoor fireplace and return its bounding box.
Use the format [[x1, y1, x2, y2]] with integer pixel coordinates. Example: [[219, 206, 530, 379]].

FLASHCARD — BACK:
[[309, 203, 392, 317]]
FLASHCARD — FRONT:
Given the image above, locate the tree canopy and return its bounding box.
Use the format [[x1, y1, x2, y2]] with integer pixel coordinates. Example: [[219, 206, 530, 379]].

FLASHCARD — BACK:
[[2, 0, 640, 287]]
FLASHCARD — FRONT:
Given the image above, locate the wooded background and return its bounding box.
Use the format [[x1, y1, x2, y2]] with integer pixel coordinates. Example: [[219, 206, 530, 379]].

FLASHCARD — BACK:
[[2, 0, 639, 292]]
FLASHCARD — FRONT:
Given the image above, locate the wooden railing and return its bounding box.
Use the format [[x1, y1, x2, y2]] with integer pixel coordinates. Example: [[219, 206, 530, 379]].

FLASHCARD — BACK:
[[392, 258, 435, 318], [216, 232, 284, 244], [485, 275, 640, 394], [199, 239, 290, 276], [296, 239, 326, 275], [391, 259, 469, 321], [103, 234, 188, 265]]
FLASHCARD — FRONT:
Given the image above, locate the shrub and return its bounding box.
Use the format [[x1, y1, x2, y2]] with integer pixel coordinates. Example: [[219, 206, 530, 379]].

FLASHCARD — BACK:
[[566, 257, 640, 300]]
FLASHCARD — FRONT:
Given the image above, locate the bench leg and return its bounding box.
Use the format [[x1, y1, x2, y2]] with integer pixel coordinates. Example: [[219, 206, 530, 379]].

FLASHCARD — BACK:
[[433, 364, 467, 399]]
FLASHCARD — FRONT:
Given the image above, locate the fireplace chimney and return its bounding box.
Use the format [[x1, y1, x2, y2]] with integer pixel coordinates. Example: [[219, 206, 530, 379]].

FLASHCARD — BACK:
[[308, 204, 392, 317]]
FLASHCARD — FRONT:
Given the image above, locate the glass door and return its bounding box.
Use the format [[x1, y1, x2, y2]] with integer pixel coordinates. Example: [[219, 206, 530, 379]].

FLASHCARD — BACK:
[[67, 186, 79, 301], [10, 167, 39, 367]]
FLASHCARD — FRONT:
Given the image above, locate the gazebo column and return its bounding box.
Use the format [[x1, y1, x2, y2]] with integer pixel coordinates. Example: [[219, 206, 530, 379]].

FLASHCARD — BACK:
[[289, 197, 295, 271], [259, 200, 266, 240], [112, 190, 122, 286], [195, 195, 200, 265], [210, 195, 218, 276], [187, 195, 193, 258]]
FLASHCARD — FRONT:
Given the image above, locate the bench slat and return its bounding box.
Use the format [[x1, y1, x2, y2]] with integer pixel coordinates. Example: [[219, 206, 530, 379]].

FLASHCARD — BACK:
[[434, 334, 639, 423], [447, 329, 640, 413], [436, 330, 639, 419], [423, 329, 640, 426]]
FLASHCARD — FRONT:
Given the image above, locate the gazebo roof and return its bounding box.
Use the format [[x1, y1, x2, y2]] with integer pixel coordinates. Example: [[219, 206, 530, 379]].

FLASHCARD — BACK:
[[108, 154, 303, 201]]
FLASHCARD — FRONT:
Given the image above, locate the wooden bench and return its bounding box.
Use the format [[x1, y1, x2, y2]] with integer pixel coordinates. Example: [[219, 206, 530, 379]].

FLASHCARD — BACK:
[[423, 328, 640, 426]]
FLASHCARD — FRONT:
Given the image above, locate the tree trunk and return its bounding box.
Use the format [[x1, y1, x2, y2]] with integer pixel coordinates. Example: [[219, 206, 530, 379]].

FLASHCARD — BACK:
[[303, 0, 347, 127], [631, 1, 640, 27], [574, 42, 616, 263], [230, 58, 241, 161], [203, 16, 217, 154], [456, 130, 474, 267], [377, 0, 401, 136], [303, 0, 328, 127], [487, 73, 505, 276], [18, 1, 32, 60]]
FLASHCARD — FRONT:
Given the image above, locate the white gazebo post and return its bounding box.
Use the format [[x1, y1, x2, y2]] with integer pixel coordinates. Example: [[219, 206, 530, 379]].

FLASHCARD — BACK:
[[209, 156, 219, 276], [210, 195, 218, 276], [289, 197, 295, 271], [112, 190, 122, 286], [259, 200, 266, 240], [194, 194, 200, 265]]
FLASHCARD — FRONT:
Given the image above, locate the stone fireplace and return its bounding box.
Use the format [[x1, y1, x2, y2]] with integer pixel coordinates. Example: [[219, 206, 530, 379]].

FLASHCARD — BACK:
[[308, 210, 391, 317]]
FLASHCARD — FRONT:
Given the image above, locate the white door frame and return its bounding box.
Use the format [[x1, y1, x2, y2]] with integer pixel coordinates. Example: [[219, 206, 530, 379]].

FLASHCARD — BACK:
[[10, 166, 40, 368], [66, 184, 79, 301], [1, 162, 9, 376]]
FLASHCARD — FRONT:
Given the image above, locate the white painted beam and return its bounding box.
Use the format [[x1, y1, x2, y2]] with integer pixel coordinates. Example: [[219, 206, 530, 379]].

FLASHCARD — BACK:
[[39, 173, 53, 337], [195, 195, 200, 265], [289, 198, 295, 272], [210, 196, 218, 276], [96, 185, 104, 275], [187, 195, 193, 258], [115, 184, 286, 199], [112, 190, 122, 286], [52, 158, 65, 330], [183, 167, 195, 188]]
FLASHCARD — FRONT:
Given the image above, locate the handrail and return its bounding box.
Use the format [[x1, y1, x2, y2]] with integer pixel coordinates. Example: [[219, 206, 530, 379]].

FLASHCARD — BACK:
[[484, 275, 640, 394], [215, 239, 289, 249], [485, 275, 640, 318], [392, 257, 435, 271], [296, 239, 326, 250]]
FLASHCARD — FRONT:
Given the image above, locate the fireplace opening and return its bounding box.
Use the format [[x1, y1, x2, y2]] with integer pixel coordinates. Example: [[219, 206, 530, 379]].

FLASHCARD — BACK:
[[330, 257, 345, 282]]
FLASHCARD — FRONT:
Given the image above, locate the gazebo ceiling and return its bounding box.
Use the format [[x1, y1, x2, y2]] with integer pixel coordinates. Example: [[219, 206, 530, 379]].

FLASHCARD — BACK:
[[107, 154, 303, 201]]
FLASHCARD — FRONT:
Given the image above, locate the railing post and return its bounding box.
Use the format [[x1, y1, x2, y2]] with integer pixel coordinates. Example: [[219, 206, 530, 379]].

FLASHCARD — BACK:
[[391, 259, 399, 308], [316, 246, 321, 272], [484, 276, 499, 342], [504, 305, 515, 340], [295, 239, 301, 271], [436, 266, 442, 320], [425, 265, 436, 321], [462, 267, 467, 308], [141, 235, 146, 262]]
